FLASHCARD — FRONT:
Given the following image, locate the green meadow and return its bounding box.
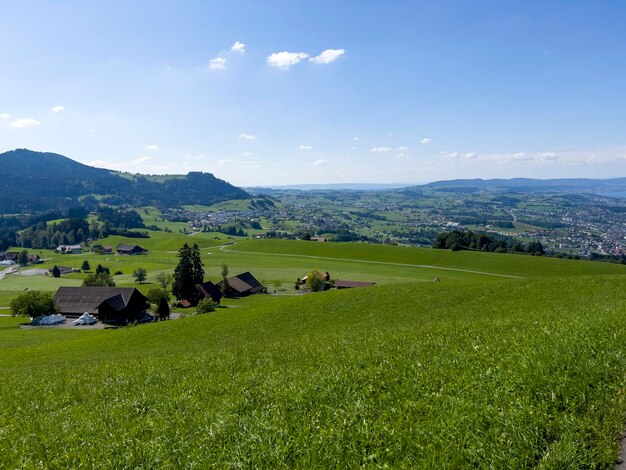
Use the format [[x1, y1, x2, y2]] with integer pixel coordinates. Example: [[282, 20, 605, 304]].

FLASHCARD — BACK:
[[1, 232, 626, 466], [1, 275, 626, 467]]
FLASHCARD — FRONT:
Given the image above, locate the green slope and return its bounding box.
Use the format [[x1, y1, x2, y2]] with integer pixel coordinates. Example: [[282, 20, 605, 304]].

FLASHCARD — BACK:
[[231, 239, 626, 277], [1, 276, 626, 467]]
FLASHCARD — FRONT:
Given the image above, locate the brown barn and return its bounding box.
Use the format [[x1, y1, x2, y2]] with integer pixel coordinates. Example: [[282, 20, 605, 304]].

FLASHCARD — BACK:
[[54, 287, 150, 324], [116, 244, 148, 255], [217, 272, 266, 297], [195, 281, 223, 304]]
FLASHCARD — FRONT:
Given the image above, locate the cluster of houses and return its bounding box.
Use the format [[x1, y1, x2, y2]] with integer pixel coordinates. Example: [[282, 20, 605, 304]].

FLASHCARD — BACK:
[[0, 252, 41, 266], [51, 271, 268, 326], [54, 244, 148, 256]]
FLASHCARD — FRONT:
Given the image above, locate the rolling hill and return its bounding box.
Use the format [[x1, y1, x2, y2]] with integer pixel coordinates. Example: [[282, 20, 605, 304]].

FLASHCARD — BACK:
[[0, 149, 248, 213]]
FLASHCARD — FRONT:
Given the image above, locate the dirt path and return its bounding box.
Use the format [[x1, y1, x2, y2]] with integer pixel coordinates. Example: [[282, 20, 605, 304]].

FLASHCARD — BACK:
[[217, 244, 523, 279]]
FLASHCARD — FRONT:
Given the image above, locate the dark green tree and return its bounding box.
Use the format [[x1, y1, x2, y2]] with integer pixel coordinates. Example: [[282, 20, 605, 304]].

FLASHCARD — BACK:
[[133, 267, 147, 284], [81, 260, 91, 272], [157, 297, 170, 321], [172, 243, 204, 301], [18, 250, 29, 267]]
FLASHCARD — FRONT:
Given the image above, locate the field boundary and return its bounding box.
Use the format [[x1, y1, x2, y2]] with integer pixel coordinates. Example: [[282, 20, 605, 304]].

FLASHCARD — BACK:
[[218, 244, 524, 279]]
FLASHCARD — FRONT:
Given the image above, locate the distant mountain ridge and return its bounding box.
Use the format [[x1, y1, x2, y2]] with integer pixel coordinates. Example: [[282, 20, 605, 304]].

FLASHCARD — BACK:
[[0, 149, 248, 213], [416, 177, 626, 195]]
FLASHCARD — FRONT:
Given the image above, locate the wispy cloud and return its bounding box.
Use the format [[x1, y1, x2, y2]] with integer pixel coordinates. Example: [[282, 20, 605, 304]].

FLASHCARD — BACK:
[[132, 156, 152, 164], [218, 159, 234, 165], [352, 137, 360, 142], [241, 151, 254, 157], [239, 133, 258, 140], [309, 49, 345, 64], [51, 105, 65, 113], [0, 113, 11, 119], [209, 57, 227, 70], [267, 51, 309, 69], [371, 147, 393, 153], [10, 118, 40, 128], [421, 138, 432, 144], [442, 151, 477, 160], [144, 144, 159, 151], [298, 145, 314, 150], [313, 159, 327, 166], [231, 41, 246, 54]]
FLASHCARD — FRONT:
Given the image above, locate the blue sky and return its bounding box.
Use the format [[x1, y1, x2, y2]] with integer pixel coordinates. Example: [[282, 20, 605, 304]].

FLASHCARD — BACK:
[[2, 1, 626, 185]]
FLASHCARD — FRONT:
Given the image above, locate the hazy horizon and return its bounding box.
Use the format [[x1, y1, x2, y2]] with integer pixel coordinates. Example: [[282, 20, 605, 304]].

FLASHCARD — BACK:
[[2, 1, 626, 186]]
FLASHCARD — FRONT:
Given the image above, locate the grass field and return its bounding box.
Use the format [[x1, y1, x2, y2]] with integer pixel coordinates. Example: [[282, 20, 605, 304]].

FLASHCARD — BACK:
[[1, 275, 626, 467], [2, 234, 626, 309]]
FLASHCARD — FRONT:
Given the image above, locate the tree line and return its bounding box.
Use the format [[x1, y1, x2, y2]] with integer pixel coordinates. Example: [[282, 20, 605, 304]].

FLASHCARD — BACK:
[[432, 230, 545, 255]]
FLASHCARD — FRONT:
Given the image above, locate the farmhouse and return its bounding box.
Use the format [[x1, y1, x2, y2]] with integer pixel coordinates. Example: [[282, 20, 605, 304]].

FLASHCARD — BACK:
[[194, 280, 223, 304], [217, 272, 266, 296], [0, 252, 18, 262], [56, 244, 82, 254], [91, 245, 113, 255], [54, 287, 150, 324], [334, 280, 376, 289], [116, 244, 148, 255]]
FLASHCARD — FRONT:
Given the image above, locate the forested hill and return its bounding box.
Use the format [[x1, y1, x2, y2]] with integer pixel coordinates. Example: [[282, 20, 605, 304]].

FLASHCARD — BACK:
[[0, 149, 248, 213]]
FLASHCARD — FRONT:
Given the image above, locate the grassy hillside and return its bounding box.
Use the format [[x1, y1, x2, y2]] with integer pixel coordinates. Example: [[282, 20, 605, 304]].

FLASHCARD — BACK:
[[231, 239, 626, 277], [2, 234, 625, 309], [1, 276, 626, 467]]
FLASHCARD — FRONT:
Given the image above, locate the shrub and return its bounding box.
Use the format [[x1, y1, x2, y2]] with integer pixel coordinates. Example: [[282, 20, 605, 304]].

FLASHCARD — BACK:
[[196, 298, 217, 315], [10, 291, 59, 318]]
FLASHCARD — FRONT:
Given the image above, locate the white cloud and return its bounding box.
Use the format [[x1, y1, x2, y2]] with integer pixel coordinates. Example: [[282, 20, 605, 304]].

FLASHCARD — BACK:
[[396, 146, 410, 152], [231, 41, 246, 54], [0, 113, 11, 119], [51, 105, 65, 113], [267, 51, 309, 69], [241, 152, 254, 157], [10, 118, 40, 128], [309, 48, 346, 64], [218, 159, 234, 165], [371, 147, 393, 153], [352, 137, 360, 142], [144, 144, 159, 151], [298, 145, 314, 150], [89, 128, 96, 134], [132, 156, 152, 164], [442, 151, 477, 160], [537, 152, 558, 161], [239, 133, 258, 140], [421, 138, 432, 144], [313, 159, 328, 166], [209, 57, 227, 70]]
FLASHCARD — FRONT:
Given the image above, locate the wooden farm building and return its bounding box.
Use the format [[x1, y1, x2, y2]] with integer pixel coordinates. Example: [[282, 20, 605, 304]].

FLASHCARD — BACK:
[[116, 244, 148, 255], [217, 272, 266, 297], [194, 281, 224, 304], [54, 287, 150, 324]]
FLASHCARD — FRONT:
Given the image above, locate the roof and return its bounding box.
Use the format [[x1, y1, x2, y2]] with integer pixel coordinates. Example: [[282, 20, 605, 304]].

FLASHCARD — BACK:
[[334, 280, 376, 288], [196, 281, 223, 302], [54, 287, 144, 315], [117, 244, 145, 252], [219, 272, 265, 294]]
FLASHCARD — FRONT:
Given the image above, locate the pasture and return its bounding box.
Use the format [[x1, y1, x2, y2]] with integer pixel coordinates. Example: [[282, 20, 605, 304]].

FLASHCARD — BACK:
[[1, 275, 626, 467]]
